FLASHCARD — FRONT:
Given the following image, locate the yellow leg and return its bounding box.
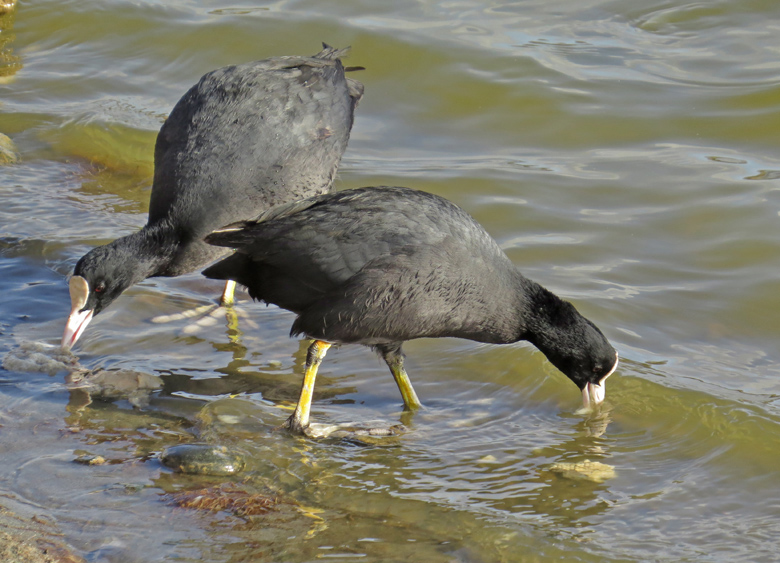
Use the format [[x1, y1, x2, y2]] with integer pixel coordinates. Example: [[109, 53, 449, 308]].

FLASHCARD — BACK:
[[284, 340, 331, 433], [390, 362, 422, 410], [220, 279, 237, 306], [381, 344, 422, 410], [224, 304, 241, 346]]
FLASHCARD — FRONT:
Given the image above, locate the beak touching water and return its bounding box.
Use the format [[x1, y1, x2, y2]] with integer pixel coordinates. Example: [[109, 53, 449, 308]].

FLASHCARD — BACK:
[[581, 351, 619, 410], [62, 276, 93, 350]]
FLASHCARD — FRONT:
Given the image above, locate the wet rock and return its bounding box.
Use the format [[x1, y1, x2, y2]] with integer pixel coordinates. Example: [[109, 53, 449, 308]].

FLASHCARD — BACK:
[[304, 422, 407, 445], [0, 132, 19, 164], [2, 341, 78, 376], [4, 341, 163, 408], [163, 483, 285, 517], [83, 540, 145, 563], [73, 454, 107, 466], [0, 502, 85, 563], [160, 444, 246, 476], [0, 1, 16, 15], [65, 368, 162, 408], [549, 459, 616, 483], [0, 4, 22, 82]]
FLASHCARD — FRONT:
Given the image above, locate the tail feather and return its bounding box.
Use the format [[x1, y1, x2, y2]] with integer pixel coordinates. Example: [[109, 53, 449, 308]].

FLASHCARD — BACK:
[[203, 252, 251, 282], [312, 43, 364, 106], [315, 43, 351, 60]]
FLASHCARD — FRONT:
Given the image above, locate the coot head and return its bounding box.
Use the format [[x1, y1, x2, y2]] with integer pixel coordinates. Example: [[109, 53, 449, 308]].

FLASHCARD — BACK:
[[523, 294, 618, 408], [567, 320, 618, 409], [63, 241, 150, 349]]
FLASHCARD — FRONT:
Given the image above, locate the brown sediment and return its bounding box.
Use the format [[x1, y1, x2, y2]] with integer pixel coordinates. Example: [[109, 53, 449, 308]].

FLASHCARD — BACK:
[[163, 483, 287, 517], [0, 499, 85, 563]]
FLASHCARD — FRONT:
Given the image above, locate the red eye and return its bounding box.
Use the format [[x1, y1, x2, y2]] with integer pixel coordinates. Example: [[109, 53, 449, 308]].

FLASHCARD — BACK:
[[95, 282, 106, 293]]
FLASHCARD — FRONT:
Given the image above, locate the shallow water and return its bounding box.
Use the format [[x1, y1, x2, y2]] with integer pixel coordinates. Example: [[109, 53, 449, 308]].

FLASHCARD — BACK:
[[2, 1, 780, 561]]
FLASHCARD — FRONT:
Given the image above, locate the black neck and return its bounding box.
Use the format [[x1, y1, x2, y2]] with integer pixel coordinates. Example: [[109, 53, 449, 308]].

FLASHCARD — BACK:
[[518, 278, 586, 364], [115, 220, 179, 281]]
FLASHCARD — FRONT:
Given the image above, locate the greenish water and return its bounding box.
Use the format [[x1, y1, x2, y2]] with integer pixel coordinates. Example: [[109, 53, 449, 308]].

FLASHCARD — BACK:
[[2, 1, 780, 561]]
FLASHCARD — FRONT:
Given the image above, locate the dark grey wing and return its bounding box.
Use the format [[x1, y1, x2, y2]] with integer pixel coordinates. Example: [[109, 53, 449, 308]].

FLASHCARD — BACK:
[[288, 243, 461, 343], [204, 187, 508, 311], [206, 193, 400, 293], [291, 235, 519, 344], [204, 192, 333, 244]]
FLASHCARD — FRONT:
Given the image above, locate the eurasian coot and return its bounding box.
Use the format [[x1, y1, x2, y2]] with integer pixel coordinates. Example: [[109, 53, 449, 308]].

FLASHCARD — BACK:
[[62, 45, 363, 349], [202, 186, 619, 433]]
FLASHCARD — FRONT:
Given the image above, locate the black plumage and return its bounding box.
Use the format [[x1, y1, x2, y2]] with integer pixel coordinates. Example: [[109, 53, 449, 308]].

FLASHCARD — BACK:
[[203, 186, 619, 433], [62, 45, 362, 349]]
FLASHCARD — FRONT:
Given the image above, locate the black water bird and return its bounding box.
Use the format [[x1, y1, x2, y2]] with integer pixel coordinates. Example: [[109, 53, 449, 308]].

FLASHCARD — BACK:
[[62, 45, 363, 349], [203, 186, 619, 433]]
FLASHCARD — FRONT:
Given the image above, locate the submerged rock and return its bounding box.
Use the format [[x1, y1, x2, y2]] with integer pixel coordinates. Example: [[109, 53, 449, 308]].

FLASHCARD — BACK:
[[65, 367, 162, 408], [2, 341, 78, 375], [0, 1, 16, 15], [549, 459, 616, 483], [304, 422, 407, 445], [160, 444, 246, 476], [0, 499, 85, 563], [73, 454, 107, 466], [3, 341, 163, 408], [163, 482, 285, 517], [0, 133, 19, 164]]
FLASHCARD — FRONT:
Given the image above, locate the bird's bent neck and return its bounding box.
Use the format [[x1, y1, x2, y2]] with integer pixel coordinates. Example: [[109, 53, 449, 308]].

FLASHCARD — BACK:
[[516, 277, 591, 368], [115, 221, 179, 281], [519, 278, 562, 332]]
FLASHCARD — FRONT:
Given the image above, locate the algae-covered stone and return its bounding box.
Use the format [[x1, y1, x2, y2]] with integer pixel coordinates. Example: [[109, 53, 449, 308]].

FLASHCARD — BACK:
[[65, 367, 162, 408], [0, 1, 16, 15], [161, 444, 246, 476], [304, 422, 407, 445], [0, 133, 19, 164], [2, 341, 78, 375], [74, 454, 107, 466], [549, 459, 616, 483], [163, 483, 285, 516]]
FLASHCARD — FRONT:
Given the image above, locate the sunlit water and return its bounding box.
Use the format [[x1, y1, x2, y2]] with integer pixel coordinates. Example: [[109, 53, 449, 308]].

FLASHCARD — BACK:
[[1, 1, 780, 562]]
